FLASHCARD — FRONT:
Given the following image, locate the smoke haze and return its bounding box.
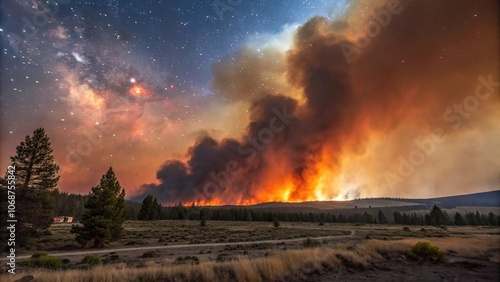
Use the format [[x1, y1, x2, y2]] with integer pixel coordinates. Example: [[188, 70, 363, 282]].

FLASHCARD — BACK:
[[137, 0, 499, 204]]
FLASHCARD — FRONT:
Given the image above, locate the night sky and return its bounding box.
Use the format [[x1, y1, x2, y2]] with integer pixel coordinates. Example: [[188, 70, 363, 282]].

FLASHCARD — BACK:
[[1, 0, 498, 204]]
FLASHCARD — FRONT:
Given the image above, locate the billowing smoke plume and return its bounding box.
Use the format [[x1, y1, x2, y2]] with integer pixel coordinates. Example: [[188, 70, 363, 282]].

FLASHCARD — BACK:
[[137, 0, 499, 204]]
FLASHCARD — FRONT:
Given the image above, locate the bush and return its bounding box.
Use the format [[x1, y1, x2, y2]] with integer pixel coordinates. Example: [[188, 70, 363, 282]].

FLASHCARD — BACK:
[[62, 258, 71, 264], [403, 226, 411, 232], [141, 250, 160, 258], [37, 256, 62, 269], [20, 255, 62, 270], [81, 254, 100, 266], [408, 241, 445, 263], [31, 251, 49, 258], [273, 219, 280, 228]]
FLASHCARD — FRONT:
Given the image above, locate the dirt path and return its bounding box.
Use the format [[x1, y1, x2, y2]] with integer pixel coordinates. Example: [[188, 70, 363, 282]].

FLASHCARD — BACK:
[[7, 230, 355, 260]]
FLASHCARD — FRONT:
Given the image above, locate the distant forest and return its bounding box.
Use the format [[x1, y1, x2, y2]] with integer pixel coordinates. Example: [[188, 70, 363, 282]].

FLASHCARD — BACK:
[[55, 192, 499, 226]]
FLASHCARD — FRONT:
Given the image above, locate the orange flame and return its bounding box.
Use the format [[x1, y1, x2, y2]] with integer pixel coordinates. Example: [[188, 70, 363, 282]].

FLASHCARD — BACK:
[[185, 148, 351, 206]]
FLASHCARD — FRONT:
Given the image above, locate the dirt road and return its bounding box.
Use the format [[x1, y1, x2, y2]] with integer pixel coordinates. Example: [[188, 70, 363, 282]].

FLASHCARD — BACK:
[[6, 230, 355, 260]]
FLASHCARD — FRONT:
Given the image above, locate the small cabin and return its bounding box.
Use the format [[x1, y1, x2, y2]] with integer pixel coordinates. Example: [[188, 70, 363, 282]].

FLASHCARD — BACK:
[[54, 216, 73, 223]]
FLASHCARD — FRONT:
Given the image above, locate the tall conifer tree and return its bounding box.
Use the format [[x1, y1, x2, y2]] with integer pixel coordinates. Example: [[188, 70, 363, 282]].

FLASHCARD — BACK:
[[6, 128, 59, 247], [71, 167, 125, 248]]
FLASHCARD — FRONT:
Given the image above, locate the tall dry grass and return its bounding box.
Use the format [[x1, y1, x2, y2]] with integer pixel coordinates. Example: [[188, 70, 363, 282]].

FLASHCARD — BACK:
[[2, 237, 498, 282]]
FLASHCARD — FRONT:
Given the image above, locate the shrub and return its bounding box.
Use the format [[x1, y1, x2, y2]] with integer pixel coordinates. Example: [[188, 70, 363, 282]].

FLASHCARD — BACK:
[[31, 251, 49, 258], [403, 226, 411, 232], [319, 221, 325, 226], [62, 258, 71, 264], [273, 219, 280, 228], [141, 250, 160, 258], [81, 254, 100, 266], [20, 255, 62, 270], [37, 256, 63, 269], [408, 241, 445, 263]]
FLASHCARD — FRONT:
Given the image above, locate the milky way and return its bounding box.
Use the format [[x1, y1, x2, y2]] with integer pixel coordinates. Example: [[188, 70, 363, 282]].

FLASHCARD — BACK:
[[1, 0, 349, 195]]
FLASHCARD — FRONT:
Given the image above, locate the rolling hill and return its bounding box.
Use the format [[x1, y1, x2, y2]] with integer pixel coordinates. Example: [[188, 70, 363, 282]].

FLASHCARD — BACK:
[[217, 190, 500, 211]]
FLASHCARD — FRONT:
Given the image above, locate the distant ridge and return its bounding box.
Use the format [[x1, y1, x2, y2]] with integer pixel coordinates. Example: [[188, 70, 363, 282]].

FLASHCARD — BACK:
[[400, 190, 500, 208], [215, 190, 500, 210]]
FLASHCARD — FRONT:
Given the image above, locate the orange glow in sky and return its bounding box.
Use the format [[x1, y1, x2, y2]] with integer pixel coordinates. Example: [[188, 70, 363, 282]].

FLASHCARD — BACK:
[[129, 85, 147, 97]]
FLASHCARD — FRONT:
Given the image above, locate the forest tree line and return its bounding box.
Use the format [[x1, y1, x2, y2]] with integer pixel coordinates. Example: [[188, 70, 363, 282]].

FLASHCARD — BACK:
[[53, 191, 500, 226]]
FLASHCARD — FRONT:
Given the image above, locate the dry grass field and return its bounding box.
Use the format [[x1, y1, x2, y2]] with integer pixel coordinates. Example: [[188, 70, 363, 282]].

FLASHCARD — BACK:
[[32, 220, 351, 253], [2, 221, 499, 281]]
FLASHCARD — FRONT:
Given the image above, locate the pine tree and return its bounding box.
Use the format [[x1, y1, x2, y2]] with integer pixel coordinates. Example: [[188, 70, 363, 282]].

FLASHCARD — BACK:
[[488, 212, 498, 226], [138, 195, 153, 220], [393, 211, 403, 224], [152, 198, 162, 220], [429, 205, 446, 226], [176, 202, 188, 220], [377, 210, 388, 224], [6, 128, 59, 247], [137, 195, 162, 220], [71, 167, 125, 248], [454, 212, 466, 225]]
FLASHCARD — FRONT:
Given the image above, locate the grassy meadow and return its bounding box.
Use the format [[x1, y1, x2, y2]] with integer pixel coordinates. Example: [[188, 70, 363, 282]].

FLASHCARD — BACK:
[[2, 220, 499, 281]]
